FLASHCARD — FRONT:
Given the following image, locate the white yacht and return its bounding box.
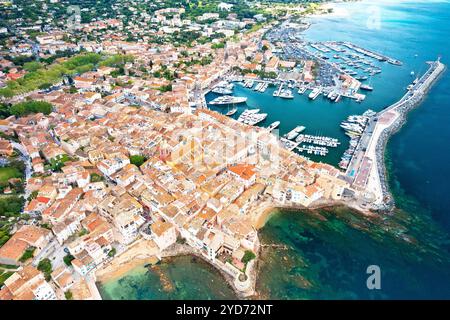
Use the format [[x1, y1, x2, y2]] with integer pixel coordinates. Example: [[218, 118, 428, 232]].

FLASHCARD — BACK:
[[279, 89, 294, 99], [308, 87, 322, 100], [284, 126, 306, 140], [266, 121, 280, 132], [209, 96, 247, 105]]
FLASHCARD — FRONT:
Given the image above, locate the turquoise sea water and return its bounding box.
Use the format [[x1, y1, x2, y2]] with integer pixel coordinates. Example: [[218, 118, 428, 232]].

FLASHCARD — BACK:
[[98, 256, 236, 300], [99, 0, 450, 299]]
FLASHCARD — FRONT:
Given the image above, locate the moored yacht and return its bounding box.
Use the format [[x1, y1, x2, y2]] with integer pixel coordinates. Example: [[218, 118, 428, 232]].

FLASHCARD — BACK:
[[360, 84, 373, 91], [212, 87, 233, 95], [266, 121, 280, 132], [284, 126, 306, 140], [209, 95, 247, 105], [309, 87, 322, 100], [279, 89, 294, 99]]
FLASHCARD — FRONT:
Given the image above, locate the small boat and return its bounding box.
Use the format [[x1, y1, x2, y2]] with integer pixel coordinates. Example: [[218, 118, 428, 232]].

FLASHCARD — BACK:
[[360, 84, 373, 91], [266, 121, 280, 132], [225, 108, 237, 116], [356, 75, 369, 81], [279, 89, 294, 99]]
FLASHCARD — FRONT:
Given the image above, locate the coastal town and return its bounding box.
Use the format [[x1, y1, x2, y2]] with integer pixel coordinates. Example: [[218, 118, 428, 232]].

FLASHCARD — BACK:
[[0, 0, 445, 300]]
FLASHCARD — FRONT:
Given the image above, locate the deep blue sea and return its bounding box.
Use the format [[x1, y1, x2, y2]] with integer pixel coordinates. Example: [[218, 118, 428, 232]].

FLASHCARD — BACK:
[[99, 0, 450, 299]]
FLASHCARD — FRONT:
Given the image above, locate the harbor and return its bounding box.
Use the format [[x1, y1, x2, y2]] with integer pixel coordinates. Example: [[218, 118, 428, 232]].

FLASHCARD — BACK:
[[203, 6, 446, 186], [206, 76, 380, 165]]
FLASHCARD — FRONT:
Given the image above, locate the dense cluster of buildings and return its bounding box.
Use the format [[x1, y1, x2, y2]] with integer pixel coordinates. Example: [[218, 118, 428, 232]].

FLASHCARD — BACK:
[[0, 1, 362, 300], [0, 80, 354, 298]]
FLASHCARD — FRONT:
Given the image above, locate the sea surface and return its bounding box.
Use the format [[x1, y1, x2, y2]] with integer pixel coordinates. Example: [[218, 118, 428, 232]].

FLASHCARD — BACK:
[[98, 0, 450, 299], [98, 255, 236, 300]]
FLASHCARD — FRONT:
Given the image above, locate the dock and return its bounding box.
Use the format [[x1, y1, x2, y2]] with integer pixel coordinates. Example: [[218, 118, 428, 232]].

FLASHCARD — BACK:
[[346, 58, 445, 209], [273, 83, 283, 97], [338, 41, 403, 65], [280, 137, 299, 151], [296, 145, 329, 156], [296, 134, 340, 147]]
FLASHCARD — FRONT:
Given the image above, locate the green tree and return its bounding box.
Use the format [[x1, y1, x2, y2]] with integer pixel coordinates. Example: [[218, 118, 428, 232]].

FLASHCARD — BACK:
[[159, 84, 172, 92], [63, 254, 75, 266], [0, 103, 11, 119], [241, 250, 256, 265], [19, 247, 36, 263], [37, 258, 52, 281], [129, 155, 146, 167], [23, 61, 43, 72], [64, 290, 73, 300], [9, 101, 53, 117], [108, 248, 116, 257]]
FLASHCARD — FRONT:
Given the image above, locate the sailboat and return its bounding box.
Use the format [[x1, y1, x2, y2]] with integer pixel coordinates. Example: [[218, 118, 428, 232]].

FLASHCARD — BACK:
[[225, 103, 237, 116]]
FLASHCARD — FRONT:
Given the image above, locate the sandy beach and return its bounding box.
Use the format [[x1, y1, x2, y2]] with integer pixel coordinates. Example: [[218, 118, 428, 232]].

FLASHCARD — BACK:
[[95, 239, 160, 283], [308, 2, 353, 19]]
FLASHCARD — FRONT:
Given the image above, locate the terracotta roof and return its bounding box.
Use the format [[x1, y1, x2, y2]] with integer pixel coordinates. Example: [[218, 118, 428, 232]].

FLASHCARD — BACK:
[[228, 164, 256, 181]]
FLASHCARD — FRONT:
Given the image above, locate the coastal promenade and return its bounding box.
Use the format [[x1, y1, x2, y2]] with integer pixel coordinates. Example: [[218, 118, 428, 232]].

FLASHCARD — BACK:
[[346, 58, 445, 210]]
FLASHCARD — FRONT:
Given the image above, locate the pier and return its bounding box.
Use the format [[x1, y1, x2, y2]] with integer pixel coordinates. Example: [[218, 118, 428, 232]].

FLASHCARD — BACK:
[[296, 134, 340, 147], [273, 83, 283, 97], [296, 145, 329, 156], [338, 41, 403, 65], [346, 58, 445, 209]]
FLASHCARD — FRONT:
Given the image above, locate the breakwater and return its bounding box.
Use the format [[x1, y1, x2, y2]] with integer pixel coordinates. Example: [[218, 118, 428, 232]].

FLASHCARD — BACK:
[[371, 59, 446, 211]]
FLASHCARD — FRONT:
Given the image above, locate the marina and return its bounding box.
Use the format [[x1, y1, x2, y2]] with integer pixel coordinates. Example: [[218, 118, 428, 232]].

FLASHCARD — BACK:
[[338, 41, 403, 66], [204, 7, 443, 171], [254, 81, 269, 93], [242, 79, 254, 89], [211, 81, 234, 95], [338, 110, 375, 170]]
